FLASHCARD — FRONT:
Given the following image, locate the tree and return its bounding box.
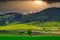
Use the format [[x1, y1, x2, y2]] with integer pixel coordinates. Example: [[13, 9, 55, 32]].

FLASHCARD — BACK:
[[27, 30, 32, 35]]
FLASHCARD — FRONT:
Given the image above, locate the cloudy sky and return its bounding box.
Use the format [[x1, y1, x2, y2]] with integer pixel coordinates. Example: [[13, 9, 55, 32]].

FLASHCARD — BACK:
[[0, 0, 60, 14], [0, 0, 60, 3]]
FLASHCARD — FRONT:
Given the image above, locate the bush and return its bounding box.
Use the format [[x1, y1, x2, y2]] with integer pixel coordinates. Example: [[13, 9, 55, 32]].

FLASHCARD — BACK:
[[27, 30, 32, 35]]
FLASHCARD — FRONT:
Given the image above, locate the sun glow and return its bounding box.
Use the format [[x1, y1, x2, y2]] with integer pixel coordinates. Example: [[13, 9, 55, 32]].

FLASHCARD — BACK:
[[34, 1, 43, 5]]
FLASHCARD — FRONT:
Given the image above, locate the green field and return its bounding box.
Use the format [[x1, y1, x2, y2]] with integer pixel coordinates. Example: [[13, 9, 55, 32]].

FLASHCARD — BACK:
[[0, 24, 42, 30], [0, 23, 59, 30], [0, 36, 60, 40], [0, 24, 60, 35]]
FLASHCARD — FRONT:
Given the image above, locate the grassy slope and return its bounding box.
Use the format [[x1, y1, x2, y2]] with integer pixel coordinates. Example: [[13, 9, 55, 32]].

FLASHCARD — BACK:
[[27, 21, 60, 27], [0, 24, 43, 30], [0, 23, 59, 31], [0, 23, 60, 36]]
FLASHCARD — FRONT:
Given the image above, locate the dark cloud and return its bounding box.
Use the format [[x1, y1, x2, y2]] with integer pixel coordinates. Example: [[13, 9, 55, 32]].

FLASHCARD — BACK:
[[42, 0, 60, 3], [0, 0, 60, 3], [0, 0, 34, 1]]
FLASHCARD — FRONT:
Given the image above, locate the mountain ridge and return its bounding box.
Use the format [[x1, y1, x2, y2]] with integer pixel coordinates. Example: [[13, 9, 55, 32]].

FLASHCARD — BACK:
[[0, 7, 60, 26]]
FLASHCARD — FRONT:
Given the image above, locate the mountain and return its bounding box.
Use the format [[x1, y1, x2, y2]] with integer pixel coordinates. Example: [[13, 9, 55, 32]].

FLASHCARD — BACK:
[[20, 7, 60, 23], [5, 13, 23, 22], [0, 15, 6, 26], [20, 7, 60, 27], [0, 13, 23, 26], [0, 7, 60, 27]]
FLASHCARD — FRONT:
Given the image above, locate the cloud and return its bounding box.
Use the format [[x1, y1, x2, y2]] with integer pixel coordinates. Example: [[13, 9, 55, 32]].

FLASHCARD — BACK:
[[0, 0, 32, 1], [0, 0, 60, 3], [42, 0, 60, 3]]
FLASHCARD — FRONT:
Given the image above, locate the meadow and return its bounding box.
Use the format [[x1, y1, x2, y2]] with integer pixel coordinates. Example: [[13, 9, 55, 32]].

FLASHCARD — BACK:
[[0, 36, 60, 40], [0, 23, 60, 35]]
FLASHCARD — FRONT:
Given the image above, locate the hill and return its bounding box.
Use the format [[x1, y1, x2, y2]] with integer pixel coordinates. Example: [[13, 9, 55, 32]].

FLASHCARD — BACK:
[[0, 13, 23, 26], [0, 7, 60, 27], [20, 7, 60, 27]]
